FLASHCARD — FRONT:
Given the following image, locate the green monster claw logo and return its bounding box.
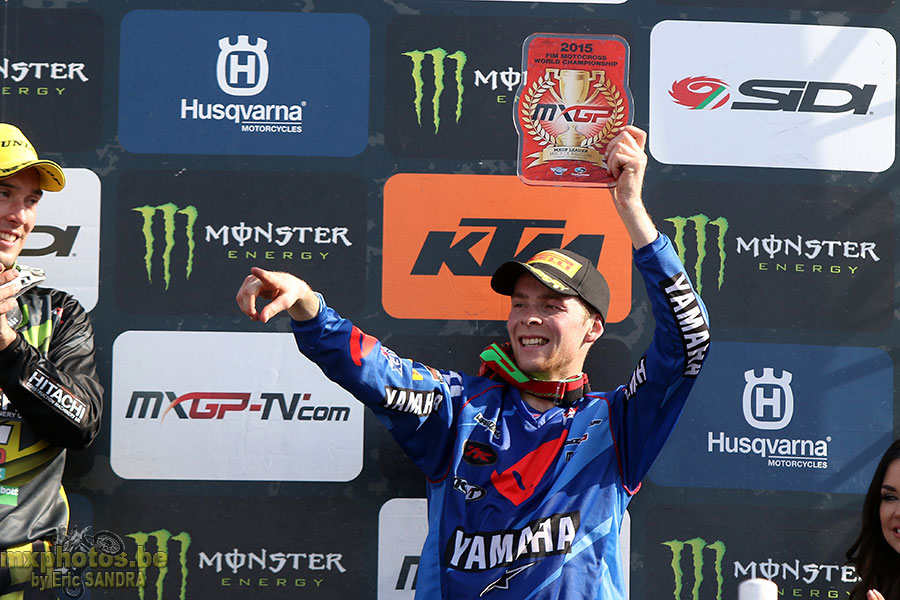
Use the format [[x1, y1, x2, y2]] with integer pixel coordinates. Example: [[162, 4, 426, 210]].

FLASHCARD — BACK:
[[663, 538, 726, 600], [127, 529, 191, 600], [403, 48, 467, 133], [133, 203, 199, 290], [665, 214, 728, 295]]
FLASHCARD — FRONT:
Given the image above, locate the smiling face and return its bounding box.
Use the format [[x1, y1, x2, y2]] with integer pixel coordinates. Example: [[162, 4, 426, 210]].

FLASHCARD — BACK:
[[505, 273, 603, 381], [0, 168, 40, 269], [880, 459, 900, 555]]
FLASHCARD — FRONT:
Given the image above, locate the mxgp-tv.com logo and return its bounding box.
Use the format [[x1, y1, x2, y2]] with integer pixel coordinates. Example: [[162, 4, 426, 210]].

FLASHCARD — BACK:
[[669, 76, 876, 114], [125, 391, 351, 422]]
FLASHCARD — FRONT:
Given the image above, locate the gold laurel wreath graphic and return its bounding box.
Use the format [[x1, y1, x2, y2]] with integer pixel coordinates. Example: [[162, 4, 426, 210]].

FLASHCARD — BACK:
[[520, 73, 626, 150], [520, 75, 557, 147], [582, 80, 625, 149]]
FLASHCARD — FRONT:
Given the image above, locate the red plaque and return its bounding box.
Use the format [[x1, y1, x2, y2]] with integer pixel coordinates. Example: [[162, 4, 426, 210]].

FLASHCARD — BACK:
[[515, 34, 632, 187]]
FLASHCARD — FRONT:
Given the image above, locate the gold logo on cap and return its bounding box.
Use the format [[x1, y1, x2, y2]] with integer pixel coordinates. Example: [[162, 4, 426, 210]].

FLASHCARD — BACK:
[[527, 250, 583, 277], [528, 267, 569, 292]]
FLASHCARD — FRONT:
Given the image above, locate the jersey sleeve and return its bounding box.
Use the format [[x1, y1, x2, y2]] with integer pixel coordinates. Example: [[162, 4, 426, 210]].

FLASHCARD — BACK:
[[611, 233, 711, 489], [0, 294, 103, 449], [291, 295, 460, 481]]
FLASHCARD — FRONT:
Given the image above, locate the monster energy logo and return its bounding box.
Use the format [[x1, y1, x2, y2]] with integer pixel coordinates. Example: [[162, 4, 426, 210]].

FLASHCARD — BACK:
[[666, 214, 728, 295], [403, 48, 467, 133], [127, 529, 191, 600], [134, 203, 199, 290], [663, 538, 726, 600]]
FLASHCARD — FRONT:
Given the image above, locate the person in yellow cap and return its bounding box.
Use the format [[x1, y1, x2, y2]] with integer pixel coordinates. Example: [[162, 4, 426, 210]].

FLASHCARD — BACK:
[[0, 124, 102, 599]]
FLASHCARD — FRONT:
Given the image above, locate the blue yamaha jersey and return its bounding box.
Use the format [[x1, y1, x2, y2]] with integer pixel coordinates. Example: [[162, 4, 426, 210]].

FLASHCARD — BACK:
[[291, 233, 710, 599]]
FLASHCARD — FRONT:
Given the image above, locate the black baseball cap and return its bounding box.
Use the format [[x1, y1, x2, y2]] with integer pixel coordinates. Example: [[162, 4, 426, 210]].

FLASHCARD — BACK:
[[491, 248, 610, 321]]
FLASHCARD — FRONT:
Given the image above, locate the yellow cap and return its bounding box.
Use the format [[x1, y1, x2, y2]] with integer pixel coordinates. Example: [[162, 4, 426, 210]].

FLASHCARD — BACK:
[[0, 124, 65, 192]]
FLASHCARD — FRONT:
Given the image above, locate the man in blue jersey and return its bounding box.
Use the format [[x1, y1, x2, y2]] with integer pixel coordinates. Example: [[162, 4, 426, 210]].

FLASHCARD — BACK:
[[236, 125, 710, 599]]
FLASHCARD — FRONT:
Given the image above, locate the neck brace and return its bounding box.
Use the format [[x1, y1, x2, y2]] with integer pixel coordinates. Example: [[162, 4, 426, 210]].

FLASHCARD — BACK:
[[477, 342, 589, 408]]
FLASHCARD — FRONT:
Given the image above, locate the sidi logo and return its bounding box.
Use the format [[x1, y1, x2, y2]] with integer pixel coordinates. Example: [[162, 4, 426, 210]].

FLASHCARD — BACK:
[[216, 35, 269, 96], [742, 369, 794, 431], [670, 76, 876, 114], [20, 225, 80, 258], [383, 174, 632, 321], [650, 21, 895, 173]]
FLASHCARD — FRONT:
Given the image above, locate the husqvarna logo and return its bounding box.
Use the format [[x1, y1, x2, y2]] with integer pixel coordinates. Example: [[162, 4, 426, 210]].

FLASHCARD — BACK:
[[217, 35, 269, 96], [742, 368, 793, 431]]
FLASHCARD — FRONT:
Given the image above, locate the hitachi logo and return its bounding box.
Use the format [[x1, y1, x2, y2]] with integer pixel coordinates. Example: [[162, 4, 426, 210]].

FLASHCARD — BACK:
[[444, 512, 579, 572], [25, 369, 86, 423], [384, 387, 441, 417], [662, 272, 710, 377]]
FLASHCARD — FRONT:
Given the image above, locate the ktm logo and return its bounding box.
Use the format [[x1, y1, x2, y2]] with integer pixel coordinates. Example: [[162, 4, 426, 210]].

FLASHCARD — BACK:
[[412, 218, 603, 276], [383, 174, 633, 321]]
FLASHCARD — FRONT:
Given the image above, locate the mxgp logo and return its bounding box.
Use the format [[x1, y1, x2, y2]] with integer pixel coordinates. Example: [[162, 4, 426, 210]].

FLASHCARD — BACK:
[[662, 537, 726, 600], [742, 368, 794, 431], [20, 225, 80, 258], [532, 104, 613, 124], [412, 218, 603, 277], [670, 77, 876, 114], [402, 48, 467, 133], [133, 203, 197, 290], [217, 35, 269, 96], [665, 214, 728, 295]]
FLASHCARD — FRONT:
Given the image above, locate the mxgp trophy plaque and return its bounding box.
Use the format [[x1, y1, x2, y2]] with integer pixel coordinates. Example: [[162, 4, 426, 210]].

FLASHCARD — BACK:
[[515, 34, 632, 187]]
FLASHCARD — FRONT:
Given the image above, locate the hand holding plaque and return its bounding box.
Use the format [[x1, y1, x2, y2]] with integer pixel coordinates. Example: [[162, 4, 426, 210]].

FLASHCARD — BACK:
[[515, 34, 632, 187]]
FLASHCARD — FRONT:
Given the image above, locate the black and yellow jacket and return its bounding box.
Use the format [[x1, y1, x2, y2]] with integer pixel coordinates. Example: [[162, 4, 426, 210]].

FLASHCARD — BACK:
[[0, 286, 102, 548]]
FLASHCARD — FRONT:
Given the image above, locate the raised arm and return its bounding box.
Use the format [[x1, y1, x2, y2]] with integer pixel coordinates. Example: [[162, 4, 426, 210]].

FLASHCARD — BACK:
[[605, 125, 657, 250]]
